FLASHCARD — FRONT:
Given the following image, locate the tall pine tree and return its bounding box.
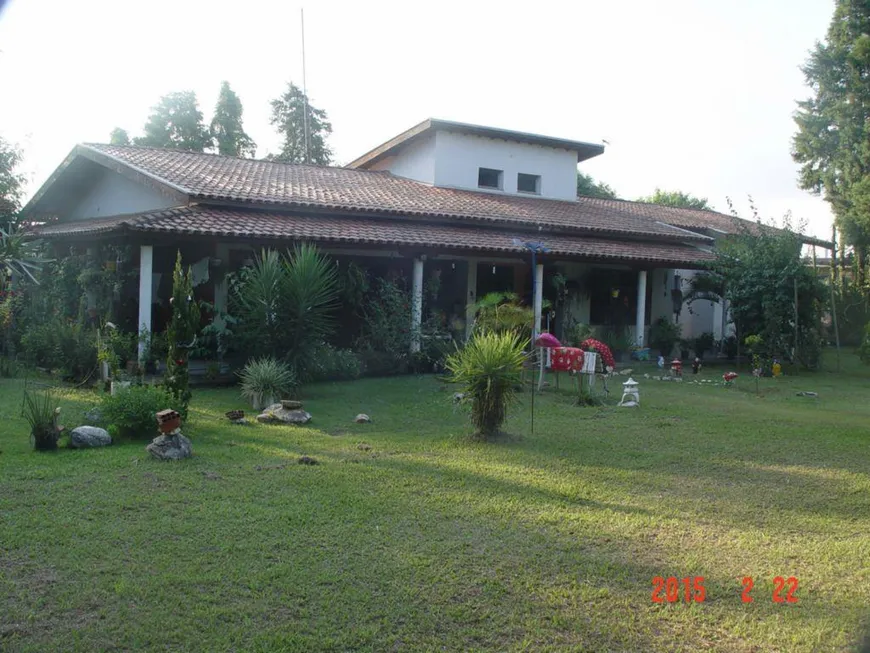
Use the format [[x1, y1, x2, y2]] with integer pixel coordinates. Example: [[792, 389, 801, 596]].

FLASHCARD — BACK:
[[269, 82, 333, 165], [136, 91, 210, 152], [210, 81, 256, 158], [793, 0, 870, 285]]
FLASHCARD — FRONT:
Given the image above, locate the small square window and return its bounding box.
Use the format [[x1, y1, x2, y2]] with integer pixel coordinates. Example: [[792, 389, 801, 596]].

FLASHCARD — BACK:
[[517, 173, 541, 194], [478, 167, 503, 190]]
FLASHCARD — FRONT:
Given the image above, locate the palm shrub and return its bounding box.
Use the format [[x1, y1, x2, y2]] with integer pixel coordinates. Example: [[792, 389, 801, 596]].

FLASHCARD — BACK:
[[446, 331, 527, 439], [470, 292, 534, 340], [22, 389, 61, 450], [238, 356, 297, 410]]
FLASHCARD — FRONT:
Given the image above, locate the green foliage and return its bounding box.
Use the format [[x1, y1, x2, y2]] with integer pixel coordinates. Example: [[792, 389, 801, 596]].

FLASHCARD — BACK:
[[136, 91, 210, 152], [649, 317, 682, 357], [792, 1, 870, 283], [692, 332, 715, 359], [210, 81, 256, 157], [21, 319, 98, 381], [859, 322, 870, 364], [164, 252, 200, 418], [231, 245, 338, 379], [22, 389, 60, 451], [269, 82, 333, 164], [101, 385, 176, 439], [109, 128, 130, 145], [712, 220, 826, 368], [357, 276, 413, 375], [471, 292, 534, 340], [0, 136, 25, 220], [636, 189, 711, 210], [832, 280, 870, 346], [566, 323, 596, 347], [238, 356, 297, 409], [307, 343, 362, 382], [599, 324, 632, 354], [0, 223, 50, 286], [446, 331, 527, 439], [576, 172, 618, 199]]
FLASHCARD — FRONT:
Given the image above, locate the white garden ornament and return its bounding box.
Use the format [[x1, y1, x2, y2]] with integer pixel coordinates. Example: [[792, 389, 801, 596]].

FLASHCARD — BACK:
[[618, 377, 640, 407]]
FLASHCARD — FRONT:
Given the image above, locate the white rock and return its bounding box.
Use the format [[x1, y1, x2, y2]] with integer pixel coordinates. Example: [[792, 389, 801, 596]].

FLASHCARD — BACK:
[[354, 414, 372, 423], [70, 426, 112, 448]]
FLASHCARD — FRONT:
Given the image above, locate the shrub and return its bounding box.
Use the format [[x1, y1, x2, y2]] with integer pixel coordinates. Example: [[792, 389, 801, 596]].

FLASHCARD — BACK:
[[567, 323, 596, 347], [307, 343, 361, 382], [101, 385, 176, 439], [21, 319, 97, 381], [23, 389, 61, 451], [446, 331, 527, 439], [470, 292, 534, 340], [357, 276, 413, 373], [649, 317, 682, 357], [238, 357, 297, 409]]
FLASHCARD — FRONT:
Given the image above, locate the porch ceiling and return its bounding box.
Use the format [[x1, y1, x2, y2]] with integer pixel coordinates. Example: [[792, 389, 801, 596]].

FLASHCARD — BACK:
[[35, 206, 716, 268]]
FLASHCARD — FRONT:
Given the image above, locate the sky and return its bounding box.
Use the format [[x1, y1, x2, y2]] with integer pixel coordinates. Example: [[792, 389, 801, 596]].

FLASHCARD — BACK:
[[0, 0, 837, 240]]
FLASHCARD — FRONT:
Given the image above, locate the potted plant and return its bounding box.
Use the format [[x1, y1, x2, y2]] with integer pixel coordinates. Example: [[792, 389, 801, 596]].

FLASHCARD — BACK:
[[692, 332, 715, 360], [649, 317, 682, 358], [238, 356, 297, 410]]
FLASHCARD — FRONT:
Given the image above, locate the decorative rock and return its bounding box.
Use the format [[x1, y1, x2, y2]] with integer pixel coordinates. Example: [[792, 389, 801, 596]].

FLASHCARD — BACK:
[[70, 426, 112, 448], [453, 392, 465, 403], [257, 403, 312, 425], [225, 409, 245, 421], [620, 400, 638, 408], [281, 400, 303, 410], [796, 391, 819, 397], [619, 368, 633, 376], [298, 455, 318, 465], [146, 431, 192, 461], [230, 418, 250, 425], [354, 414, 372, 424]]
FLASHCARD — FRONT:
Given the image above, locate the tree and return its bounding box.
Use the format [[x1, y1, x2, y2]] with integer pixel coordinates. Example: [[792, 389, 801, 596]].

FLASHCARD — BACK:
[[135, 91, 210, 152], [210, 81, 256, 158], [690, 220, 826, 369], [269, 82, 333, 164], [792, 0, 870, 286], [0, 136, 25, 222], [637, 188, 711, 210], [164, 251, 201, 419], [109, 128, 131, 146], [576, 172, 618, 199]]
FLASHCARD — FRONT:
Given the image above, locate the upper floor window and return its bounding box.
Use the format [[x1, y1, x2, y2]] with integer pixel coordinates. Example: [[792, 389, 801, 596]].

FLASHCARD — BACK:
[[517, 173, 541, 194], [478, 167, 503, 190]]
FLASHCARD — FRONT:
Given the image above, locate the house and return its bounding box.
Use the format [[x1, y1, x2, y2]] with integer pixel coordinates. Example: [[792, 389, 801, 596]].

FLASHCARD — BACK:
[[24, 117, 826, 360]]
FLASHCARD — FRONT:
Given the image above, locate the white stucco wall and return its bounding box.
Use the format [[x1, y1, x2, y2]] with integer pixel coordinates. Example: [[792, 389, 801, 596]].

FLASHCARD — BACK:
[[67, 167, 180, 219], [433, 131, 579, 201], [676, 269, 717, 339], [368, 134, 436, 184]]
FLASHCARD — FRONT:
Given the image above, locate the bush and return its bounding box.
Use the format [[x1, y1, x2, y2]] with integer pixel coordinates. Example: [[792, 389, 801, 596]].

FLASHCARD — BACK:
[[21, 319, 97, 381], [101, 385, 176, 439], [23, 389, 61, 451], [649, 317, 682, 357], [470, 292, 534, 340], [357, 276, 413, 372], [307, 343, 361, 382], [238, 357, 297, 409], [446, 331, 527, 439]]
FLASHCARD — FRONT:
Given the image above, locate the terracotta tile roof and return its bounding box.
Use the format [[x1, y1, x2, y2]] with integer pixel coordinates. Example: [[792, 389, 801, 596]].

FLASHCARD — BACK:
[[78, 144, 710, 244], [576, 196, 833, 248], [36, 206, 716, 267]]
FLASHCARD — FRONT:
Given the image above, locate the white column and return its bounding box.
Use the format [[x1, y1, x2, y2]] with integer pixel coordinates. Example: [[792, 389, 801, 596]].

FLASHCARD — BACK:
[[533, 263, 544, 340], [465, 259, 478, 340], [636, 269, 648, 346], [137, 245, 154, 363], [410, 257, 424, 353]]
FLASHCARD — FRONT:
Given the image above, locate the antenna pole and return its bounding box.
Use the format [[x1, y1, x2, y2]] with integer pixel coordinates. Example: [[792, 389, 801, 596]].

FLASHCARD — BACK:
[[301, 8, 310, 164]]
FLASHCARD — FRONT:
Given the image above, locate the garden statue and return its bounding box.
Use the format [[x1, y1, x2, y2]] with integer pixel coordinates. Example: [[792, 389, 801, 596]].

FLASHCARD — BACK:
[[657, 355, 665, 369], [723, 371, 738, 387], [670, 359, 682, 377], [772, 359, 782, 377], [618, 377, 640, 407], [692, 357, 701, 374]]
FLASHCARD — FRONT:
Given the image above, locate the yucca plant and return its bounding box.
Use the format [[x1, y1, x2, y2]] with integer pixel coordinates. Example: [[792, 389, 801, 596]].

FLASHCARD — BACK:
[[446, 331, 527, 439], [22, 389, 61, 451], [238, 356, 297, 410]]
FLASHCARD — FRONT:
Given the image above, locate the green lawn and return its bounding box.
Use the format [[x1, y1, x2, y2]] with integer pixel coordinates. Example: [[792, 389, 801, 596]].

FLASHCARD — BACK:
[[2, 356, 870, 652]]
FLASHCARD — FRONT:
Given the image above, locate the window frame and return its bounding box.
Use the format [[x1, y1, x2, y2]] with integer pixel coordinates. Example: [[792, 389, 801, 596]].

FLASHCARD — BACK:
[[517, 172, 541, 195], [477, 167, 504, 190]]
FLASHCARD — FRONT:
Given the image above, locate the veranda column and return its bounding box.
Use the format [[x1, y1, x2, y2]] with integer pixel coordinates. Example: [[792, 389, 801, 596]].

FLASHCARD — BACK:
[[533, 263, 544, 340], [137, 245, 154, 363], [410, 257, 424, 353], [465, 259, 477, 340], [636, 269, 648, 346], [213, 243, 230, 316]]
